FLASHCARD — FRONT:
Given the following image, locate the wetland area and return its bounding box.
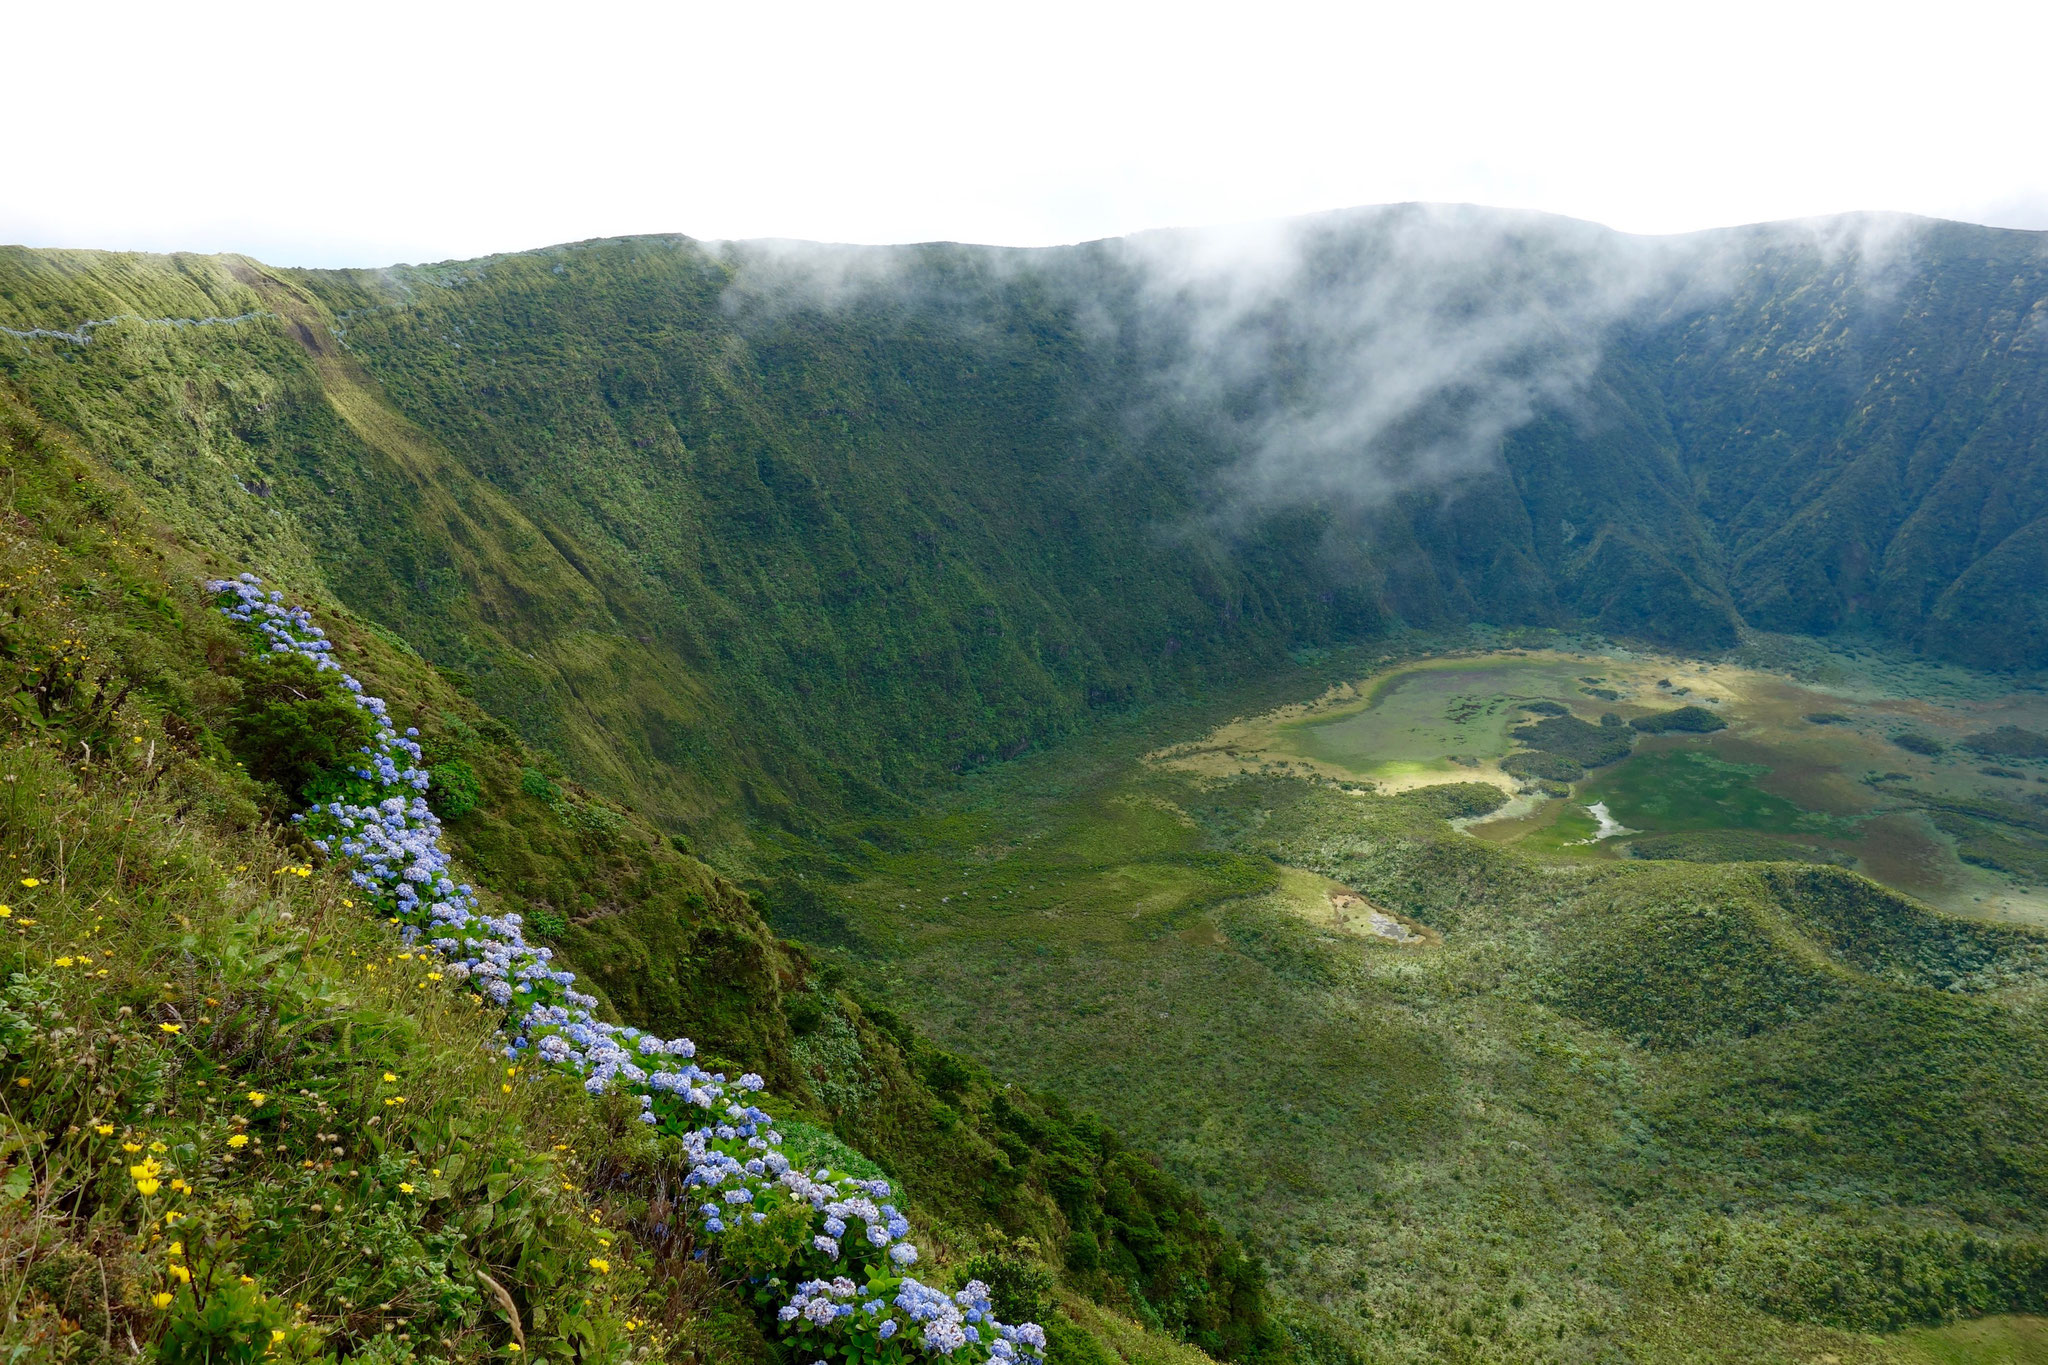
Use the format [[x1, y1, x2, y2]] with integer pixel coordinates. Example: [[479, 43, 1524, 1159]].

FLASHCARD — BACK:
[[1152, 637, 2048, 927]]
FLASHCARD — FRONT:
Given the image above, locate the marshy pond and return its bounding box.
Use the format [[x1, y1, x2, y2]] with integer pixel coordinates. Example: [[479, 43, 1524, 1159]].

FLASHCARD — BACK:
[[1154, 641, 2048, 926]]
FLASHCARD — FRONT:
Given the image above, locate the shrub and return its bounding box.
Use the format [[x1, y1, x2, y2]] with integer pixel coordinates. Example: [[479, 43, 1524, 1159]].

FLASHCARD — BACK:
[[1501, 751, 1583, 783], [156, 1277, 314, 1365], [1631, 704, 1728, 734], [1962, 726, 2048, 760], [222, 651, 378, 803], [426, 758, 483, 819], [1397, 782, 1510, 820], [965, 1247, 1058, 1328], [1514, 714, 1634, 767]]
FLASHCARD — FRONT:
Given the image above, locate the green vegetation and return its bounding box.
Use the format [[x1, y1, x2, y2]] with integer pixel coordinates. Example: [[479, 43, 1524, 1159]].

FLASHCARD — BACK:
[[1581, 749, 1853, 839], [1499, 750, 1582, 782], [1511, 713, 1634, 767], [1629, 830, 1853, 866], [757, 735, 2048, 1363], [1964, 728, 2048, 761], [0, 389, 1257, 1363], [5, 206, 2048, 1363], [1630, 705, 1728, 734]]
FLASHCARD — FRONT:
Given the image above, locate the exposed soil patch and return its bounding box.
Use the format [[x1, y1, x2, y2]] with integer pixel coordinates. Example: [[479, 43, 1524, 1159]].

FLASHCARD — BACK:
[[1324, 890, 1439, 945]]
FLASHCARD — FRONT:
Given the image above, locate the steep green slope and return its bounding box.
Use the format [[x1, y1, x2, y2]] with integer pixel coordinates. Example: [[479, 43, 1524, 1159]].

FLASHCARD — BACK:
[[1632, 217, 2048, 667], [0, 389, 1279, 1364]]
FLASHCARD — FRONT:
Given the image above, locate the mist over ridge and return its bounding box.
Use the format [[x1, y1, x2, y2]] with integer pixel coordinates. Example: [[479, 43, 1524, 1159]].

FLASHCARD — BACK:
[[3, 200, 2046, 828]]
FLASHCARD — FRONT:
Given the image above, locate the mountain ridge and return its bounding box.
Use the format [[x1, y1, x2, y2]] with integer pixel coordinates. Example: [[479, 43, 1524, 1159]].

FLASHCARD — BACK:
[[4, 205, 2045, 840]]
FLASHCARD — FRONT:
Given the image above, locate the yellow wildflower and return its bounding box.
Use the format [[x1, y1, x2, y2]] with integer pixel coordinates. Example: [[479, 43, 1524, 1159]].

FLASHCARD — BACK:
[[95, 1123, 114, 1136], [158, 1023, 182, 1035], [399, 1182, 416, 1193], [54, 957, 72, 967], [0, 907, 10, 918], [136, 1178, 162, 1195], [246, 1091, 267, 1106], [130, 1159, 163, 1180], [382, 1073, 397, 1083], [152, 1292, 173, 1310], [227, 1134, 249, 1148], [169, 1264, 190, 1284], [19, 878, 38, 888], [123, 1142, 142, 1153], [149, 1141, 167, 1153], [588, 1257, 610, 1273]]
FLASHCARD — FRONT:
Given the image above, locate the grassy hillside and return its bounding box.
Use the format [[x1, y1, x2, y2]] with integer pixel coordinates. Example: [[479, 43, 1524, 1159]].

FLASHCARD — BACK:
[[0, 389, 1275, 1364]]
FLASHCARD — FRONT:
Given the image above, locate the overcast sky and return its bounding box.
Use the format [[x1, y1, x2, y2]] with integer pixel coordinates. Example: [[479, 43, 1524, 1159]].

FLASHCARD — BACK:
[[10, 0, 2044, 268]]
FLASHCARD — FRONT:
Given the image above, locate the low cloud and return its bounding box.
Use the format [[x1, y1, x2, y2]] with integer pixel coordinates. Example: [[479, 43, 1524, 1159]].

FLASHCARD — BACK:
[[701, 204, 1929, 533], [1110, 205, 1714, 528]]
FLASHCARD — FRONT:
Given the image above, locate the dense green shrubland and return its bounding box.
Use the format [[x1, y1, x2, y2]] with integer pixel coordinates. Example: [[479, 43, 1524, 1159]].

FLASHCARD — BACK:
[[760, 743, 2048, 1363]]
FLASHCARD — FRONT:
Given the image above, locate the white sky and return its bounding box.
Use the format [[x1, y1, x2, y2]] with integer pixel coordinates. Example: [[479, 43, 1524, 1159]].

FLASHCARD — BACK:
[[9, 0, 2045, 267]]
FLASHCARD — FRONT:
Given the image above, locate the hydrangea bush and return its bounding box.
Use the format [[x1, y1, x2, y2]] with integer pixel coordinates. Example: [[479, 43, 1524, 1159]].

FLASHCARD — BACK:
[[208, 576, 1047, 1365]]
